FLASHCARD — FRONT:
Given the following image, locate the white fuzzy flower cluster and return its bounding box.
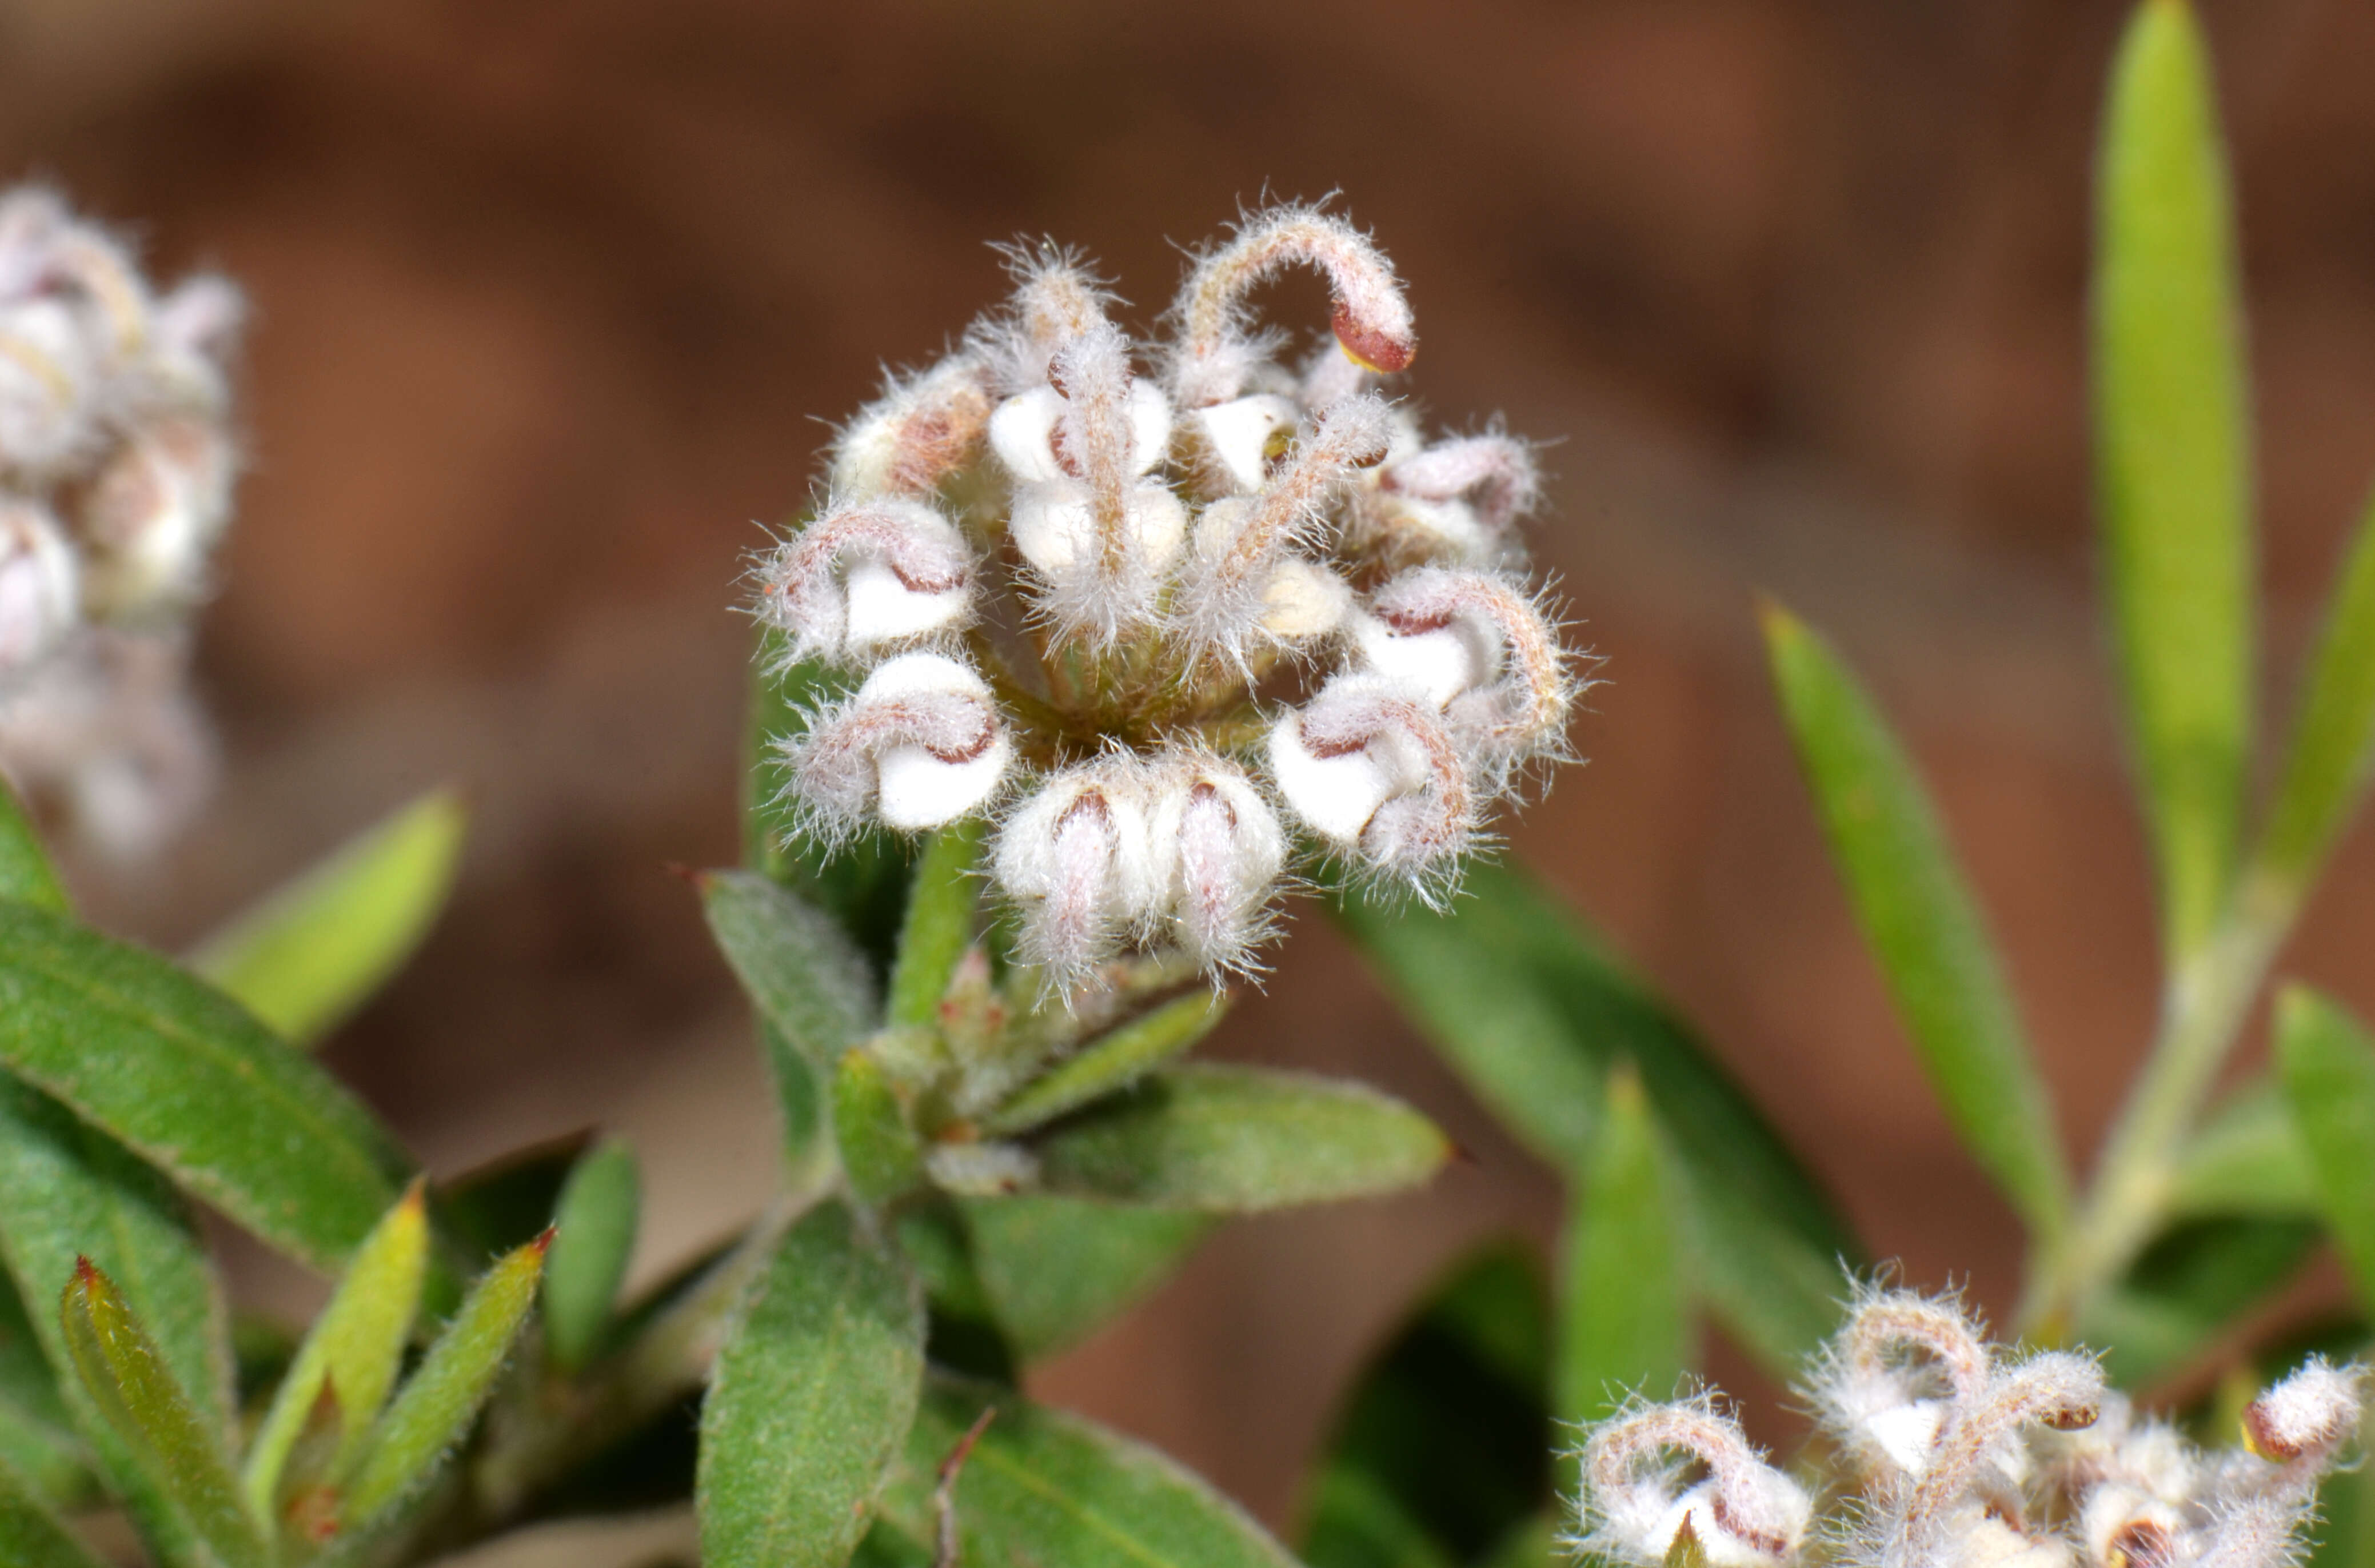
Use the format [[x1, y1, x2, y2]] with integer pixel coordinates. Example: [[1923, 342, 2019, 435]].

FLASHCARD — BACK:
[[1577, 1288, 2366, 1568], [0, 188, 243, 856], [757, 204, 1575, 987]]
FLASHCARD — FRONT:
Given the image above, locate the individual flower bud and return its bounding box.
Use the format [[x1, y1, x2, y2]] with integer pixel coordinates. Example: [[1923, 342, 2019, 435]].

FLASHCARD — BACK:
[[2240, 1358, 2362, 1469], [991, 249, 1113, 392], [1183, 393, 1299, 496], [993, 757, 1159, 985], [1875, 1352, 2102, 1568], [1353, 567, 1570, 769], [0, 499, 80, 673], [831, 353, 995, 500], [0, 297, 105, 476], [1145, 751, 1287, 976], [1268, 672, 1474, 895], [70, 414, 239, 620], [756, 498, 976, 664], [1168, 204, 1416, 409], [1578, 1399, 1813, 1568], [1355, 432, 1540, 566], [785, 652, 1010, 837], [1260, 558, 1352, 643], [1811, 1287, 1993, 1483]]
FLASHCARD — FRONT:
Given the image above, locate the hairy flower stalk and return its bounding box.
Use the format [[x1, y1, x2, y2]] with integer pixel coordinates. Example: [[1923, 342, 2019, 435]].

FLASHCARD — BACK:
[[0, 187, 244, 855], [757, 203, 1580, 994], [1579, 1289, 2367, 1568]]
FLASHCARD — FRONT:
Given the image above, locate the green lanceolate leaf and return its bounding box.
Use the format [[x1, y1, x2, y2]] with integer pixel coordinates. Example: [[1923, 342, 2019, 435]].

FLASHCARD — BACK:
[[1334, 862, 1859, 1372], [1028, 1064, 1448, 1212], [2094, 0, 2255, 959], [0, 902, 410, 1272], [2260, 488, 2375, 888], [960, 1197, 1215, 1361], [2276, 987, 2375, 1304], [880, 1373, 1299, 1568], [340, 1231, 549, 1531], [0, 780, 65, 915], [837, 1050, 927, 1208], [696, 1199, 925, 1568], [244, 1182, 428, 1518], [0, 1456, 107, 1568], [1303, 1246, 1551, 1568], [1557, 1067, 1689, 1433], [886, 821, 987, 1030], [61, 1260, 265, 1568], [0, 1270, 89, 1507], [982, 991, 1231, 1138], [2169, 1076, 2316, 1218], [189, 790, 468, 1047], [2084, 1215, 2320, 1389], [1762, 605, 2072, 1240], [544, 1138, 642, 1374]]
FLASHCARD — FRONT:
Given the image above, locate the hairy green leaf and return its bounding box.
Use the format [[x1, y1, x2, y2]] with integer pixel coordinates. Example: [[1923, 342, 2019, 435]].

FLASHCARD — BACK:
[[837, 1050, 927, 1208], [0, 780, 65, 915], [696, 1199, 925, 1568], [960, 1196, 1215, 1360], [2095, 0, 2255, 957], [245, 1182, 428, 1517], [886, 821, 987, 1030], [2169, 1077, 2316, 1218], [61, 1259, 265, 1568], [0, 1456, 107, 1568], [1334, 863, 1859, 1371], [340, 1231, 549, 1530], [0, 903, 410, 1272], [983, 991, 1231, 1138], [1557, 1067, 1688, 1435], [2277, 987, 2375, 1304], [543, 1138, 641, 1374], [1763, 605, 2072, 1239], [1029, 1065, 1448, 1212], [880, 1373, 1299, 1568], [189, 790, 467, 1047]]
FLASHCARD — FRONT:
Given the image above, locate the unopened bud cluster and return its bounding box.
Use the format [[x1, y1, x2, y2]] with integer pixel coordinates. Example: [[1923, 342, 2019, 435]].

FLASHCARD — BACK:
[[0, 188, 243, 854], [1576, 1287, 2366, 1568], [759, 204, 1576, 987]]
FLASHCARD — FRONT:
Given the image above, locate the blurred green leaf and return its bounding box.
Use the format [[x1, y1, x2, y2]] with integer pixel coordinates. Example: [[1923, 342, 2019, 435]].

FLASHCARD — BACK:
[[544, 1139, 642, 1375], [960, 1196, 1215, 1361], [2169, 1076, 2316, 1217], [2276, 986, 2375, 1303], [837, 1050, 927, 1208], [1556, 1067, 1688, 1437], [1334, 863, 1859, 1372], [1303, 1246, 1550, 1568], [2095, 0, 2255, 959], [0, 1456, 106, 1568], [696, 1199, 925, 1568], [244, 1182, 428, 1517], [983, 991, 1231, 1138], [2084, 1215, 2320, 1389], [340, 1231, 549, 1531], [1029, 1064, 1448, 1212], [1763, 605, 2072, 1239], [0, 1272, 88, 1508], [0, 780, 65, 915], [885, 821, 986, 1030], [1478, 1516, 1559, 1568], [0, 903, 410, 1273], [2261, 488, 2375, 888], [61, 1259, 265, 1568], [189, 790, 467, 1047], [880, 1373, 1299, 1568]]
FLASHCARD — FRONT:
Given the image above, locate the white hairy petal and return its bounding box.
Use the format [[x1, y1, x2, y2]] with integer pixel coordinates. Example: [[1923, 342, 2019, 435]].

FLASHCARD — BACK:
[[0, 500, 79, 672], [791, 652, 1009, 834], [1191, 393, 1299, 494], [1146, 752, 1286, 973], [757, 499, 975, 664], [989, 386, 1067, 485], [995, 759, 1161, 981], [1350, 609, 1491, 708], [0, 298, 103, 476], [1260, 558, 1352, 642]]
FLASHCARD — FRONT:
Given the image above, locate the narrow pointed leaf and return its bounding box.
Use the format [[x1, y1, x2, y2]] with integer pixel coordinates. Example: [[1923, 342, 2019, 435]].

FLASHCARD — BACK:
[[0, 780, 65, 915], [2095, 0, 2254, 957], [189, 791, 467, 1047], [960, 1196, 1215, 1360], [2169, 1077, 2316, 1217], [543, 1138, 641, 1373], [983, 991, 1230, 1137], [879, 1373, 1300, 1568], [61, 1260, 264, 1568], [1334, 861, 1859, 1371], [1763, 605, 2071, 1239], [885, 821, 987, 1029], [1028, 1064, 1448, 1212], [244, 1182, 428, 1517], [0, 1455, 109, 1568], [696, 1198, 925, 1568], [2261, 489, 2375, 887], [340, 1231, 549, 1529], [0, 902, 410, 1272], [2276, 987, 2375, 1304], [1556, 1067, 1688, 1435]]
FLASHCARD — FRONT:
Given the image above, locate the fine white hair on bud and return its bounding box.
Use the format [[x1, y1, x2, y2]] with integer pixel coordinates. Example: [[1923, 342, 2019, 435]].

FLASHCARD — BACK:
[[756, 498, 976, 664], [1810, 1286, 1994, 1483], [1268, 672, 1475, 896], [992, 756, 1161, 986], [1168, 204, 1416, 409], [2239, 1357, 2362, 1470], [1144, 749, 1287, 976], [0, 499, 80, 672], [1863, 1351, 2102, 1568], [1577, 1397, 1813, 1568], [1354, 566, 1570, 770], [69, 415, 238, 621], [830, 353, 996, 501], [1358, 431, 1542, 566], [785, 652, 1011, 837]]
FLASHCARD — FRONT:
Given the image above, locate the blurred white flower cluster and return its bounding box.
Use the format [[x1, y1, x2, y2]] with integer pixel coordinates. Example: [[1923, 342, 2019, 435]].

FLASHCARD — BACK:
[[758, 204, 1577, 989], [1578, 1287, 2365, 1568], [0, 188, 243, 857]]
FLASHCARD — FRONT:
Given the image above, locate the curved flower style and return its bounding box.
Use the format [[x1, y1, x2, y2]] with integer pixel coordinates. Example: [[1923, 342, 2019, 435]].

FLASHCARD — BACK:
[[758, 202, 1582, 987]]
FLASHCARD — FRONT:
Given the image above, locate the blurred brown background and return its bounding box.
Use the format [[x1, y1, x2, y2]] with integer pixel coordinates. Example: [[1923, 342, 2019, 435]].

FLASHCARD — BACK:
[[7, 0, 2375, 1546]]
